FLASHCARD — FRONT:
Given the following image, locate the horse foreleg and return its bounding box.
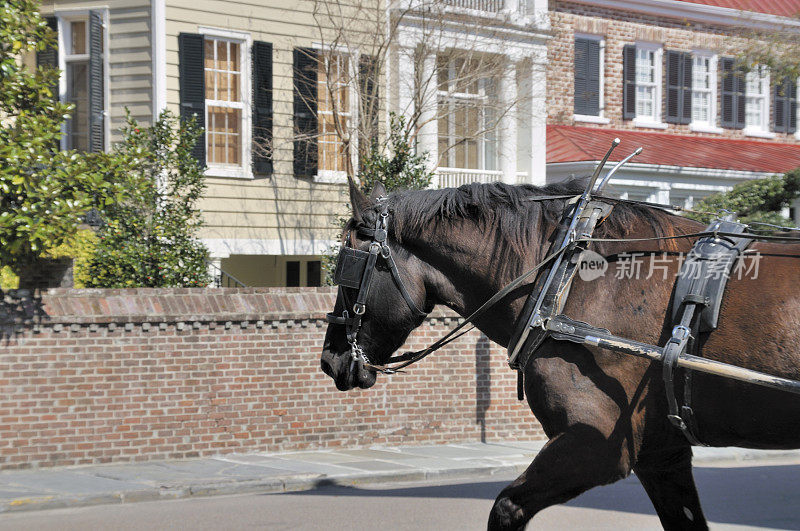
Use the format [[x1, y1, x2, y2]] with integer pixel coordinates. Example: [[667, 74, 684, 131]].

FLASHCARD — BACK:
[[634, 446, 708, 530], [487, 428, 632, 531]]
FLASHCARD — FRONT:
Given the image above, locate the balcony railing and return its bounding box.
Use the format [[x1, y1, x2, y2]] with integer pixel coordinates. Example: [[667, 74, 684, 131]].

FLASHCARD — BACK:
[[437, 168, 528, 188], [442, 0, 504, 12]]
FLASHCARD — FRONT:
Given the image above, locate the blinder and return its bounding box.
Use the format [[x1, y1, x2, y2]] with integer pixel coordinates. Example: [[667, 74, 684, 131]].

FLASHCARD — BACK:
[[333, 247, 370, 289]]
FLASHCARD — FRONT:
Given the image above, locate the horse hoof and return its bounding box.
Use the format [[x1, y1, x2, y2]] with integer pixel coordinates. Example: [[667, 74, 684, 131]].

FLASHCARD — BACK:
[[488, 496, 525, 531]]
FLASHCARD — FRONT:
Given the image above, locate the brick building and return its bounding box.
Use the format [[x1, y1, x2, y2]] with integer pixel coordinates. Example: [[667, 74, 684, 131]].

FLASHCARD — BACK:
[[546, 0, 800, 219]]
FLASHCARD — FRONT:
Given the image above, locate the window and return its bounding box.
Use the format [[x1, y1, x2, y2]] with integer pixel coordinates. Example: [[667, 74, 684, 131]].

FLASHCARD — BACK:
[[317, 52, 351, 178], [306, 261, 321, 287], [691, 54, 715, 127], [51, 12, 106, 152], [204, 36, 246, 169], [622, 44, 663, 127], [745, 65, 769, 132], [437, 56, 497, 170], [63, 19, 90, 151], [286, 261, 300, 287], [635, 47, 659, 122], [573, 36, 602, 118]]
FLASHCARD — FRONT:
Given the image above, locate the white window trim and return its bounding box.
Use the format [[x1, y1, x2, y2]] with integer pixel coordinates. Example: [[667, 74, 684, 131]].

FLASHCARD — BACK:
[[632, 42, 664, 128], [199, 27, 253, 180], [55, 8, 110, 153], [573, 32, 606, 122], [744, 65, 773, 138], [688, 49, 719, 132], [311, 43, 359, 185]]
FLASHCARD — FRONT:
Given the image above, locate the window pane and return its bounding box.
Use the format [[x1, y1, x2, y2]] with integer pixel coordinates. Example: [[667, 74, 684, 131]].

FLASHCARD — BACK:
[[228, 129, 240, 165], [217, 40, 228, 71], [466, 139, 478, 168], [66, 62, 89, 151], [230, 72, 240, 102], [437, 56, 448, 91], [229, 42, 240, 71], [207, 106, 241, 164], [71, 21, 87, 55], [217, 71, 229, 101], [204, 39, 215, 69]]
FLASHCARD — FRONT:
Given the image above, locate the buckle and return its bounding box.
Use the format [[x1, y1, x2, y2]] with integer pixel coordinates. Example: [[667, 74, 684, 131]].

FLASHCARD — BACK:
[[668, 414, 688, 430]]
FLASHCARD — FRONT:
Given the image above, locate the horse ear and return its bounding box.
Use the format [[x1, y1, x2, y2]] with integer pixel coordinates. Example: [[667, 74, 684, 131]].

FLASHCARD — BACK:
[[348, 176, 370, 221], [368, 181, 387, 201]]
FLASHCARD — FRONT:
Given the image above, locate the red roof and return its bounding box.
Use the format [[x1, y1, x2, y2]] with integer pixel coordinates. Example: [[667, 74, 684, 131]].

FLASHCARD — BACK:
[[676, 0, 800, 17], [547, 125, 800, 174]]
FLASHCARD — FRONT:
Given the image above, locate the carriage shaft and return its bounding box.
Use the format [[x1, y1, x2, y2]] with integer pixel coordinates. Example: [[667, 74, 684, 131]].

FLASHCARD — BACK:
[[550, 326, 800, 396]]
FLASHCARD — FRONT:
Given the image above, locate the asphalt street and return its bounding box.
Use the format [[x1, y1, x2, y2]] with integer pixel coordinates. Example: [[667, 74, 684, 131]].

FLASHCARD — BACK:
[[1, 459, 798, 530]]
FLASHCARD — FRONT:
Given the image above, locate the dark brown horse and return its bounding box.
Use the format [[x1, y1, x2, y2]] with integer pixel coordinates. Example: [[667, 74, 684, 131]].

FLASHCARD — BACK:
[[319, 179, 800, 530]]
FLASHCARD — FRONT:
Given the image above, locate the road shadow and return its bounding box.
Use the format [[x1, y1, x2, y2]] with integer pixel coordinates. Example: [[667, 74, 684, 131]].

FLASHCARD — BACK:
[[275, 464, 800, 529]]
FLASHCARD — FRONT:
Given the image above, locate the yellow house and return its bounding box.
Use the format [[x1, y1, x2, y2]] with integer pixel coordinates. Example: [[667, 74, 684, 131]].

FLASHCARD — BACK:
[[37, 0, 550, 286]]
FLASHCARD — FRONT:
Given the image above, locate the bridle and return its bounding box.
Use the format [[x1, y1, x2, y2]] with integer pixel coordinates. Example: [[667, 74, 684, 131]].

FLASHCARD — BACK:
[[325, 197, 428, 373]]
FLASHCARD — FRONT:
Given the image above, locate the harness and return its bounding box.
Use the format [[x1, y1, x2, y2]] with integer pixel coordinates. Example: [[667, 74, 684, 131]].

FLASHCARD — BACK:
[[507, 203, 754, 444], [325, 141, 800, 445]]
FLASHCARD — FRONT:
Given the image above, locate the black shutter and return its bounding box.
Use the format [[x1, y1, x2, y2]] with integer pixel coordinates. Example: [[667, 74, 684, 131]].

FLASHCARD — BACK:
[[622, 45, 636, 120], [37, 16, 58, 71], [359, 54, 379, 173], [681, 53, 693, 124], [179, 33, 206, 165], [252, 41, 273, 175], [88, 11, 105, 152], [574, 38, 600, 116], [720, 57, 745, 129], [774, 77, 797, 134], [574, 38, 588, 115], [293, 48, 318, 178], [665, 51, 692, 125]]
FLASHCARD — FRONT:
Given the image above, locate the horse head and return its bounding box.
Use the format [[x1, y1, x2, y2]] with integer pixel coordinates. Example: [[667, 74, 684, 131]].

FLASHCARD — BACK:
[[320, 180, 430, 391]]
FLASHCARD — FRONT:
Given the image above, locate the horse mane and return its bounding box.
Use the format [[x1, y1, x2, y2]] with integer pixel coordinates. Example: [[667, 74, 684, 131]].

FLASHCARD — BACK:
[[384, 178, 691, 275]]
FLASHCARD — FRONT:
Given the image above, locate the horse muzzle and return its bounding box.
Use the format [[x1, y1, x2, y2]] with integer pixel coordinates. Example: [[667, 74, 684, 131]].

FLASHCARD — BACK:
[[320, 348, 377, 391]]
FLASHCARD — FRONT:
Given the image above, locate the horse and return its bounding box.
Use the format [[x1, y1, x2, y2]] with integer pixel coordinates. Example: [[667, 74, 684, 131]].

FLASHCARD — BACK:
[[319, 178, 800, 530]]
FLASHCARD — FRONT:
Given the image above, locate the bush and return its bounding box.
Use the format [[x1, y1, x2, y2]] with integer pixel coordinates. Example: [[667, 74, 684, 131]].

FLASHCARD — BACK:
[[687, 169, 800, 227], [83, 110, 210, 287]]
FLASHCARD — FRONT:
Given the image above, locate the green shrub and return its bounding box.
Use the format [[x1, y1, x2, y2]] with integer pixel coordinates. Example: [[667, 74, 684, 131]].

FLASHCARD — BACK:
[[687, 169, 800, 227], [83, 110, 210, 287]]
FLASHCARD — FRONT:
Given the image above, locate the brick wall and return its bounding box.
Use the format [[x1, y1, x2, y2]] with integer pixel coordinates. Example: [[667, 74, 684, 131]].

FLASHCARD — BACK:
[[0, 288, 545, 470], [548, 0, 799, 143]]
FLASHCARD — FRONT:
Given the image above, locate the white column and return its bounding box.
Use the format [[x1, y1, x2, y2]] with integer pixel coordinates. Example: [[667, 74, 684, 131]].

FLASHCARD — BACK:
[[417, 50, 439, 186], [396, 46, 416, 127], [498, 59, 518, 184], [528, 51, 547, 185]]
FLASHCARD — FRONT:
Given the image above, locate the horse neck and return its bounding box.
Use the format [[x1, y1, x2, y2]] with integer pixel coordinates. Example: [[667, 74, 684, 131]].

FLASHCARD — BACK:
[[403, 215, 548, 342]]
